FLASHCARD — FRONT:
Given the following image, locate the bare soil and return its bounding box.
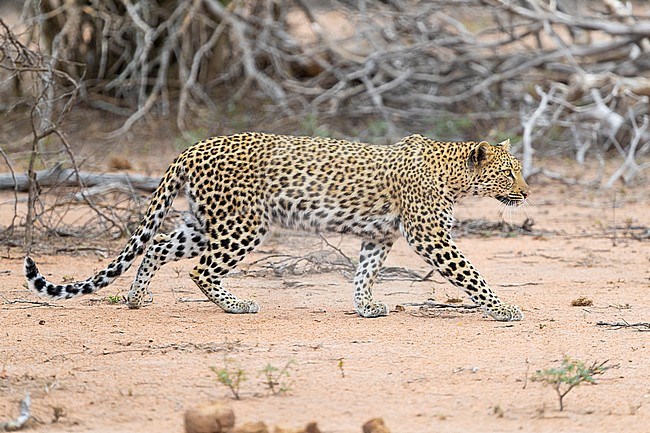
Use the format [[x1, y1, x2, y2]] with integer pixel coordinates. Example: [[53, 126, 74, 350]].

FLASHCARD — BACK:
[[1, 183, 649, 433]]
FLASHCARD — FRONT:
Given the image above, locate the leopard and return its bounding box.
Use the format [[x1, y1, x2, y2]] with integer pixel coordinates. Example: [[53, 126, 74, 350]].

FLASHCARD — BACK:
[[24, 132, 530, 321]]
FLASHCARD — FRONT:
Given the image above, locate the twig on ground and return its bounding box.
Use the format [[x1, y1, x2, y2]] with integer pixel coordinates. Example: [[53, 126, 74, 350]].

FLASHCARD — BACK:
[[399, 300, 479, 310], [1, 297, 64, 308], [318, 235, 356, 269], [596, 321, 650, 331], [378, 266, 427, 281], [178, 297, 209, 303], [499, 282, 542, 287]]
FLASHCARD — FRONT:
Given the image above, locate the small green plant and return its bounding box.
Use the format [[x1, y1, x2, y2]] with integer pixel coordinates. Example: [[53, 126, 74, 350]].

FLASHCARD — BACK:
[[531, 357, 614, 411], [106, 294, 122, 304], [260, 361, 295, 396], [337, 358, 345, 378], [211, 357, 247, 400]]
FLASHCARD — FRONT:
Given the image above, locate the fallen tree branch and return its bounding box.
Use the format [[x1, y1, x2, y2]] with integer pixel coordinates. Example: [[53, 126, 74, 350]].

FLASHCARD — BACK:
[[0, 164, 161, 192]]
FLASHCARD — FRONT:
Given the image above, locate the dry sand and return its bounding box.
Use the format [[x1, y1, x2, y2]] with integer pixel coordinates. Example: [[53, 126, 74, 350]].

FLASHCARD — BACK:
[[1, 184, 648, 432]]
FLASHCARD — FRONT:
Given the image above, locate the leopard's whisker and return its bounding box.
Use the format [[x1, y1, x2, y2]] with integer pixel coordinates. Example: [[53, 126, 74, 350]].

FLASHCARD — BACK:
[[521, 199, 536, 220]]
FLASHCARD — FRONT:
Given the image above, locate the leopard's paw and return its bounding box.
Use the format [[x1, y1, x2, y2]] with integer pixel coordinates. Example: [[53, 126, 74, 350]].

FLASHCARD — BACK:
[[488, 303, 523, 322], [224, 299, 259, 314], [126, 287, 146, 309], [356, 301, 389, 318]]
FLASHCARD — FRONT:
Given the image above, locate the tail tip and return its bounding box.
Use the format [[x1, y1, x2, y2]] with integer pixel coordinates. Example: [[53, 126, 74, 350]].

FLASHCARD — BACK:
[[24, 256, 38, 279]]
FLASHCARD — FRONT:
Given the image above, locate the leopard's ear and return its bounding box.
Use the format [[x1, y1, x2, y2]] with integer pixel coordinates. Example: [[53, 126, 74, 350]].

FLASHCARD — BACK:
[[497, 138, 511, 152], [468, 141, 492, 170]]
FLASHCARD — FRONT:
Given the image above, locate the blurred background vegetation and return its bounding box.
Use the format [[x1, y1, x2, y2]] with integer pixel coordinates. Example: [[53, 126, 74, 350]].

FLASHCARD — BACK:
[[0, 0, 649, 248]]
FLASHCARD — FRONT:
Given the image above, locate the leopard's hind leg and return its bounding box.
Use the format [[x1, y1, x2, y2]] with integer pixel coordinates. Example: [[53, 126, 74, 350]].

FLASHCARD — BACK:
[[127, 215, 207, 308], [190, 213, 269, 314]]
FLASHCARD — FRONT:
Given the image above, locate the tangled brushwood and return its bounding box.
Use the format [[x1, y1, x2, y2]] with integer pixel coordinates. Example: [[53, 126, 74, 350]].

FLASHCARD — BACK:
[[14, 1, 650, 148], [1, 0, 650, 246]]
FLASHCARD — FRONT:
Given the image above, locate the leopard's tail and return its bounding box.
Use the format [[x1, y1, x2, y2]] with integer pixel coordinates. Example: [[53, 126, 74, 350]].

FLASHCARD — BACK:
[[24, 155, 187, 300]]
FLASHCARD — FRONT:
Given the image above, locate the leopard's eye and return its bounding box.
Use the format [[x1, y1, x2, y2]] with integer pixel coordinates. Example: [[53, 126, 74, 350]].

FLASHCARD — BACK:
[[501, 169, 514, 179]]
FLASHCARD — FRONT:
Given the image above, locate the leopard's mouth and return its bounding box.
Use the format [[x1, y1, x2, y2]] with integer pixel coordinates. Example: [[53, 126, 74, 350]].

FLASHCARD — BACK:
[[496, 194, 525, 207]]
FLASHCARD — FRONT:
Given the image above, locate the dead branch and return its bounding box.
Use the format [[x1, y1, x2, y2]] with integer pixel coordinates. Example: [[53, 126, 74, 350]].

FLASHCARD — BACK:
[[378, 266, 427, 282], [0, 16, 82, 251], [318, 234, 356, 269], [400, 300, 479, 310], [488, 0, 650, 37], [0, 145, 19, 237], [0, 164, 161, 192], [521, 85, 554, 177], [452, 218, 547, 237], [399, 300, 481, 318], [596, 321, 650, 331], [605, 113, 650, 188], [1, 298, 64, 308]]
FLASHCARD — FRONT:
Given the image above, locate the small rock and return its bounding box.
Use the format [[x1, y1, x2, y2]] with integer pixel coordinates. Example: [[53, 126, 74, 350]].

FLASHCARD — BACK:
[[233, 421, 269, 433], [304, 423, 322, 433], [273, 422, 321, 433], [184, 402, 235, 433], [362, 418, 391, 433]]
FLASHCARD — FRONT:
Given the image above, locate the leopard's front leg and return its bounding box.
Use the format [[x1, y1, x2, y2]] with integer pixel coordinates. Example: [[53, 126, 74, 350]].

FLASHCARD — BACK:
[[400, 219, 522, 322]]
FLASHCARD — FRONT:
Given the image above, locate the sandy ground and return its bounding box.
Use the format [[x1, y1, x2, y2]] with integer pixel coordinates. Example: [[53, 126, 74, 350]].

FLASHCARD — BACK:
[[0, 183, 649, 433]]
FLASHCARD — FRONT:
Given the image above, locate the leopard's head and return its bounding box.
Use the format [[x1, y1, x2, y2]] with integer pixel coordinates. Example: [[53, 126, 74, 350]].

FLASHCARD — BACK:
[[468, 139, 530, 206]]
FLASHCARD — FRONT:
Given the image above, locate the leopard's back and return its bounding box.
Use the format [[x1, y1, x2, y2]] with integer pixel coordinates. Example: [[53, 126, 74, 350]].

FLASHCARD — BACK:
[[181, 132, 402, 240]]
